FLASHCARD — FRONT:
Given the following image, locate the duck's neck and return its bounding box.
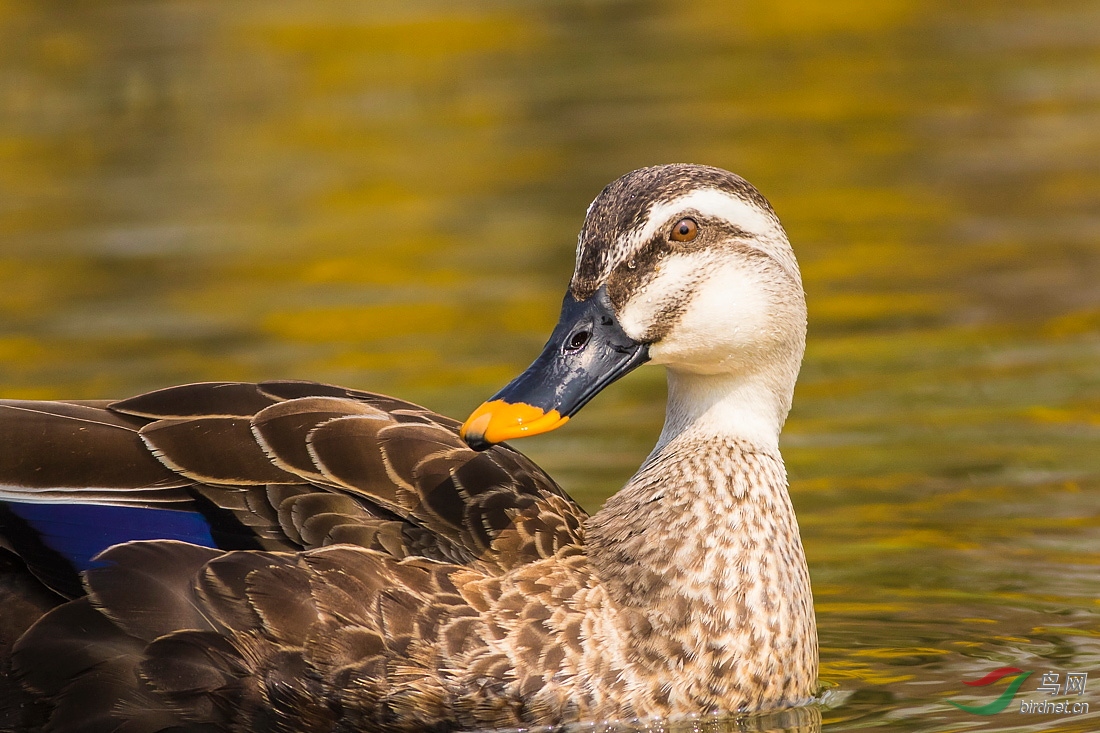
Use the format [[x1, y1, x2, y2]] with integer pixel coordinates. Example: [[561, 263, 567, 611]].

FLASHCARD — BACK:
[[585, 369, 816, 711], [654, 368, 793, 454]]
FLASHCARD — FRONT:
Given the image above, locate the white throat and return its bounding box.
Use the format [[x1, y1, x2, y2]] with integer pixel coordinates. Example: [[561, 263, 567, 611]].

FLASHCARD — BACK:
[[653, 368, 791, 455]]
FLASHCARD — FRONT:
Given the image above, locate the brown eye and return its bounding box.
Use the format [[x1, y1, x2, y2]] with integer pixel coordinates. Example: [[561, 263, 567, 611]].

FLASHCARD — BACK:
[[670, 217, 698, 242]]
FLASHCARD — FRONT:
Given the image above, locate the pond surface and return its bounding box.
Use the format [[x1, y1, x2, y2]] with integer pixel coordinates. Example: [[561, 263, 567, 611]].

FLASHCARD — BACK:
[[1, 1, 1098, 731]]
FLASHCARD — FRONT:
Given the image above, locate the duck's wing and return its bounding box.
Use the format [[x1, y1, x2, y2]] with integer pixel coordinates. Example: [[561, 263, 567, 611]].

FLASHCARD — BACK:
[[0, 381, 588, 599], [12, 540, 579, 733], [0, 397, 209, 598]]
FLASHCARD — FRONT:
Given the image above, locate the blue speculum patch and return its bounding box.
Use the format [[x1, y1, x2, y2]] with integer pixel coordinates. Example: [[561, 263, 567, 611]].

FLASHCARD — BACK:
[[4, 501, 217, 570]]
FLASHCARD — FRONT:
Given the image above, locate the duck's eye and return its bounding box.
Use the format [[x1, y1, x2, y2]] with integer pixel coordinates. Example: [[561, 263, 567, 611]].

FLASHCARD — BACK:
[[566, 329, 591, 352], [670, 218, 698, 242]]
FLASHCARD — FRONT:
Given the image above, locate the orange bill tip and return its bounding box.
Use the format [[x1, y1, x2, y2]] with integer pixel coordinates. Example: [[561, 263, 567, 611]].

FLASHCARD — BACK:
[[460, 400, 569, 446]]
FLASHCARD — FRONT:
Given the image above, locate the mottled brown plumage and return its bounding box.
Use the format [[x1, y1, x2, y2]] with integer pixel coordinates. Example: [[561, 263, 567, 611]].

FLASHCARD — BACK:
[[1, 165, 820, 732], [2, 380, 592, 730]]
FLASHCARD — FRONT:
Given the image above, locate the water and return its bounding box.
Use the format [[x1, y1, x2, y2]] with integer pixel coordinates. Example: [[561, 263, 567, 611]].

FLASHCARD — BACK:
[[1, 1, 1098, 731]]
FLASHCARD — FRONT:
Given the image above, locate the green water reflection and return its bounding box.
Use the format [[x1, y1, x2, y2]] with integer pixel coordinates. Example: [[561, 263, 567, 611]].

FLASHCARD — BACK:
[[1, 1, 1098, 731]]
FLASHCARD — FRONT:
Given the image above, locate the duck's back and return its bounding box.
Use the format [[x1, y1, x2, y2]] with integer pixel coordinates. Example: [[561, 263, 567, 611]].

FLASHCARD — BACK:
[[0, 381, 591, 732]]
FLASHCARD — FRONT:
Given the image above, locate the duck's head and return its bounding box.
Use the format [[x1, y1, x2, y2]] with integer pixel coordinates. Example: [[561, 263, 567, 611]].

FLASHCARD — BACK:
[[462, 164, 806, 452]]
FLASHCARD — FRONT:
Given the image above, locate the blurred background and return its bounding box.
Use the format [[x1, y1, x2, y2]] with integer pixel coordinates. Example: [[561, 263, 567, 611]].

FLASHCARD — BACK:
[[1, 1, 1098, 731]]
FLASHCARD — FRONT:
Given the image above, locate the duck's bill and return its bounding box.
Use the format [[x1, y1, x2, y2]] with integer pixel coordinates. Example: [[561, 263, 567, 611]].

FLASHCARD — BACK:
[[461, 286, 649, 451]]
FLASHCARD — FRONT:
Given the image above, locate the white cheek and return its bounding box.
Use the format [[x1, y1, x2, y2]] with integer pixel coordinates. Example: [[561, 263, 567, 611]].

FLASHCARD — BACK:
[[616, 253, 711, 342], [645, 261, 774, 372]]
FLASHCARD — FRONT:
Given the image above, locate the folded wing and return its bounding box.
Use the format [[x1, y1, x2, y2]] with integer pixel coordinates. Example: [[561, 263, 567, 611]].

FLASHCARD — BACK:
[[0, 380, 588, 601]]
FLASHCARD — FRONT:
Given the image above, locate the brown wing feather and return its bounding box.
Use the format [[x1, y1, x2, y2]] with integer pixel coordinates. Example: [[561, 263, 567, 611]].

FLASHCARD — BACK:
[[139, 417, 302, 486], [106, 380, 587, 570], [0, 381, 586, 571], [15, 540, 599, 731], [12, 597, 147, 723], [3, 380, 591, 731], [306, 415, 582, 569], [84, 541, 222, 640], [111, 381, 283, 419], [13, 556, 242, 733], [250, 396, 390, 482], [0, 401, 188, 503], [258, 379, 429, 413]]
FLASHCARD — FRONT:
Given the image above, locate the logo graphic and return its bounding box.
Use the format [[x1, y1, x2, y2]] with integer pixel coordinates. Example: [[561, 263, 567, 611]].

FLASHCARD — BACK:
[[949, 667, 1033, 715]]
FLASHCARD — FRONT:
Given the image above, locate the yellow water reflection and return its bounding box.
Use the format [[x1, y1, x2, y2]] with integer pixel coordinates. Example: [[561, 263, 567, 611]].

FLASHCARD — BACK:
[[1, 1, 1098, 731]]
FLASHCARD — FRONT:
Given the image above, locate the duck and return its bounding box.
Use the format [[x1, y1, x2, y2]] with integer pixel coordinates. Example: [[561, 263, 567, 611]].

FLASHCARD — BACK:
[[0, 164, 816, 733]]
